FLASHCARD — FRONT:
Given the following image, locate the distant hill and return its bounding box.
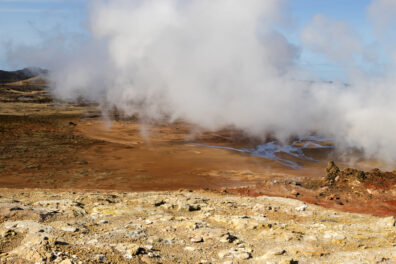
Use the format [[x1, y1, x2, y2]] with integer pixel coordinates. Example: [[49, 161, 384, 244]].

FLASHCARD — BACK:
[[0, 67, 48, 84]]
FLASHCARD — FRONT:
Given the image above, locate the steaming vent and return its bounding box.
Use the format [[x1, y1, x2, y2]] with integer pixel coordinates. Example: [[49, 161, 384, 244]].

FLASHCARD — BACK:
[[6, 0, 396, 165]]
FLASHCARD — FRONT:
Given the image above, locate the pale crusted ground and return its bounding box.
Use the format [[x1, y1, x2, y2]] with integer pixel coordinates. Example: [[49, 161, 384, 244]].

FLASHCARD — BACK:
[[0, 189, 395, 264]]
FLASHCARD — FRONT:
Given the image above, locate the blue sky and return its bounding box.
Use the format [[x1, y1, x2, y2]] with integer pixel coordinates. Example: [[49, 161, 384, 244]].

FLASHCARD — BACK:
[[0, 0, 378, 80], [289, 0, 374, 80], [0, 0, 87, 71], [0, 0, 86, 37]]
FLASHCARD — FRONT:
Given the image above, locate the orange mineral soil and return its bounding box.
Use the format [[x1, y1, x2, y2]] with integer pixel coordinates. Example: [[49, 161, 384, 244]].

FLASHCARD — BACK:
[[1, 116, 395, 217], [74, 119, 323, 190]]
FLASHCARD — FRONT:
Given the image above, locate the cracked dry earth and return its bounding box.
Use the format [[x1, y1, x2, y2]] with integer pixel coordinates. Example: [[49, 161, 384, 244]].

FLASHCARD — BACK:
[[0, 189, 395, 264]]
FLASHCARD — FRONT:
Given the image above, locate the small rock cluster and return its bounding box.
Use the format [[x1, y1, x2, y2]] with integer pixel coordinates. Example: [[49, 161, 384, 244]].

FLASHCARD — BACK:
[[0, 188, 395, 263], [324, 161, 395, 187]]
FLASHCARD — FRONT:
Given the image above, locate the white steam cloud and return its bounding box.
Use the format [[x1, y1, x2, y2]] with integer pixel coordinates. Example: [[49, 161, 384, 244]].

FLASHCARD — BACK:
[[7, 0, 396, 163]]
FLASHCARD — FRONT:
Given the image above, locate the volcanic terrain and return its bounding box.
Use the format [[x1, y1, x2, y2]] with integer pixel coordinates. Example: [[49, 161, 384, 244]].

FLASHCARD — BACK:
[[0, 72, 395, 263]]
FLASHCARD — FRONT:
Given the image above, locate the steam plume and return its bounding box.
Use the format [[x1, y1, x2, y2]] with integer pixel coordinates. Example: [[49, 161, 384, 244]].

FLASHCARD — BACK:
[[7, 0, 396, 163]]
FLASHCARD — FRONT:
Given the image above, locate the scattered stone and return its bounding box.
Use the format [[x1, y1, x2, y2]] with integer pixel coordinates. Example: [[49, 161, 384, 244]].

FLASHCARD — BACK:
[[190, 236, 204, 243], [218, 248, 252, 260], [184, 246, 196, 252], [55, 240, 69, 246], [61, 226, 78, 232], [291, 190, 300, 197], [154, 200, 166, 207], [3, 220, 53, 233], [128, 230, 146, 239], [10, 206, 23, 211], [220, 233, 238, 243], [116, 243, 146, 256], [188, 204, 201, 212], [295, 204, 308, 212], [94, 254, 105, 263]]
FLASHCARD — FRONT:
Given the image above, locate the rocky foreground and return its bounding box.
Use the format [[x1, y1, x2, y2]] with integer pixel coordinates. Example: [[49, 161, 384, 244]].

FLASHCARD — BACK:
[[0, 189, 395, 263]]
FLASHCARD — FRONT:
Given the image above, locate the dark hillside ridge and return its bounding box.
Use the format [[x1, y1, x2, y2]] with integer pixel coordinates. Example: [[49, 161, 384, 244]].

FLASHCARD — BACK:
[[0, 67, 48, 84]]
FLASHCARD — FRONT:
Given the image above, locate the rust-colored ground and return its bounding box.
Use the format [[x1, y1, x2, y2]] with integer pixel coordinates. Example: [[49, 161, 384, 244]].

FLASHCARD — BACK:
[[0, 79, 395, 217]]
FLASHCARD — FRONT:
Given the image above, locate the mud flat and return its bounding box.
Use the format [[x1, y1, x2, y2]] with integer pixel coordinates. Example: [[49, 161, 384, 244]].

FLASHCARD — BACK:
[[1, 113, 395, 217], [0, 188, 395, 264]]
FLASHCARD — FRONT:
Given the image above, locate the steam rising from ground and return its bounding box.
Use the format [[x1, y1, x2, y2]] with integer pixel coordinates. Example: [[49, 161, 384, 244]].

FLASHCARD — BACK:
[[8, 0, 396, 163]]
